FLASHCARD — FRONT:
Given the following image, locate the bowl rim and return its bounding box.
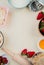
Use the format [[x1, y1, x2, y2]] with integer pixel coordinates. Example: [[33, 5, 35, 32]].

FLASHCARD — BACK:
[[0, 31, 4, 48], [38, 17, 44, 36], [8, 0, 30, 8]]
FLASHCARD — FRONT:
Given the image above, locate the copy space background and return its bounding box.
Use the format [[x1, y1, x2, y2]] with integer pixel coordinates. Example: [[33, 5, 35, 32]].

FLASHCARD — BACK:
[[0, 0, 44, 65]]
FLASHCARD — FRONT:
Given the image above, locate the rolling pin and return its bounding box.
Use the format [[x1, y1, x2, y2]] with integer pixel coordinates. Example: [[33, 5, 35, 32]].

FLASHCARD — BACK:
[[1, 47, 32, 65]]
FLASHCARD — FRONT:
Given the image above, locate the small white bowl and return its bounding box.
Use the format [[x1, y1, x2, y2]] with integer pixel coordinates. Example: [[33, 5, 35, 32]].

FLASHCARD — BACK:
[[8, 0, 31, 8], [37, 39, 44, 52]]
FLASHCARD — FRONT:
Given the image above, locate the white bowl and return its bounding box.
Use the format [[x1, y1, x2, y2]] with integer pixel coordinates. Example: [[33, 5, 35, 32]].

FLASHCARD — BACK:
[[37, 39, 44, 52], [8, 0, 31, 8]]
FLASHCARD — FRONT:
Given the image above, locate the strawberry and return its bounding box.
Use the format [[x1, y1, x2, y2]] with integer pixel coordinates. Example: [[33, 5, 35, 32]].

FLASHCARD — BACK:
[[21, 49, 27, 55], [0, 56, 2, 60], [41, 28, 44, 33], [0, 56, 2, 63], [37, 12, 44, 20], [27, 51, 35, 58], [42, 19, 44, 22], [2, 57, 8, 64]]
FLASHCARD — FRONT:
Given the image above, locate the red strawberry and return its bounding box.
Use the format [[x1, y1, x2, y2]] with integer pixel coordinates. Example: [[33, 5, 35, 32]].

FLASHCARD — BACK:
[[2, 57, 8, 64], [42, 19, 44, 22], [41, 28, 44, 33], [27, 51, 35, 58], [37, 12, 44, 20], [21, 49, 27, 55], [0, 56, 2, 60], [0, 56, 2, 63], [0, 62, 1, 65]]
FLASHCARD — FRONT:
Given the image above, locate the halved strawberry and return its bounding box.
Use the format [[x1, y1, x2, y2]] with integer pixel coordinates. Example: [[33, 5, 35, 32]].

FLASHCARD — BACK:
[[21, 49, 27, 55], [37, 12, 44, 20], [27, 51, 35, 58]]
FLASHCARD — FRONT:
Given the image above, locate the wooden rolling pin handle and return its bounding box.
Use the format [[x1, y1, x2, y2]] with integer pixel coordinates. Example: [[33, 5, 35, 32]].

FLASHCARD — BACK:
[[1, 47, 14, 57]]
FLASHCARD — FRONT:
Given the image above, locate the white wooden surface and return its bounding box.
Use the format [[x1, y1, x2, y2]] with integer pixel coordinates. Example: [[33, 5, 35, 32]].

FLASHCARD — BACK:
[[0, 0, 44, 65]]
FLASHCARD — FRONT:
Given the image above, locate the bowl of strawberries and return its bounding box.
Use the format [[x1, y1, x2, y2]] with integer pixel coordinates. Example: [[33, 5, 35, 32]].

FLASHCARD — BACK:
[[0, 55, 8, 65], [39, 18, 44, 36], [37, 11, 44, 36]]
